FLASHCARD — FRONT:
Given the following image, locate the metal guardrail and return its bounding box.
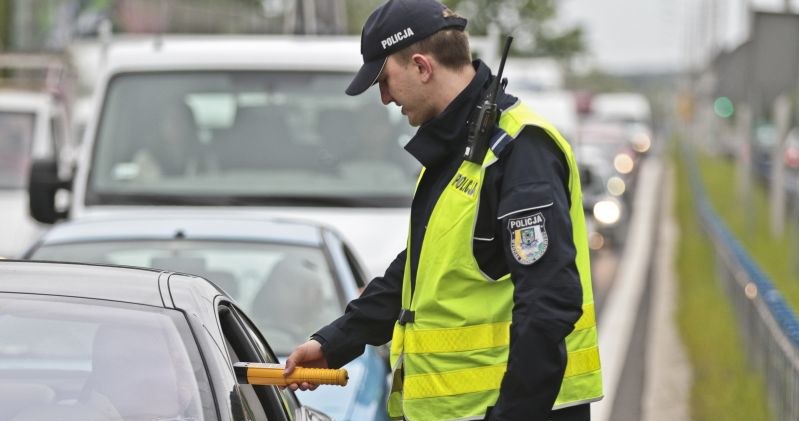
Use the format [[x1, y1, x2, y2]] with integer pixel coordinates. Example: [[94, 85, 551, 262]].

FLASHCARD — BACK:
[[684, 146, 799, 421]]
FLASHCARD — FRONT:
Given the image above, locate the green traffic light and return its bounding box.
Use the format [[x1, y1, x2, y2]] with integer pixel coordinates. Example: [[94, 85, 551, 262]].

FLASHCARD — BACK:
[[714, 97, 734, 118]]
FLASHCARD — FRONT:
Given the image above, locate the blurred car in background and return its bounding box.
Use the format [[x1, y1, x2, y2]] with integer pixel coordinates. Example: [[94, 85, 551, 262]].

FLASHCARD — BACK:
[[0, 260, 332, 421], [0, 89, 72, 258], [29, 35, 420, 278], [589, 91, 656, 158], [503, 58, 564, 92], [576, 144, 626, 249], [576, 119, 639, 199], [514, 89, 578, 140], [24, 212, 391, 421], [590, 92, 652, 127]]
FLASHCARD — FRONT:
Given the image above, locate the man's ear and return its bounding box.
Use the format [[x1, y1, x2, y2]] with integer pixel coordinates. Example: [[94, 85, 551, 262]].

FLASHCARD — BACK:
[[411, 53, 434, 83]]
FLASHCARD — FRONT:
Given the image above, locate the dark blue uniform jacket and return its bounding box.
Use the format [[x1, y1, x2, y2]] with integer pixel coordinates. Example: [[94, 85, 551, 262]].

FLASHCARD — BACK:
[[315, 60, 585, 421]]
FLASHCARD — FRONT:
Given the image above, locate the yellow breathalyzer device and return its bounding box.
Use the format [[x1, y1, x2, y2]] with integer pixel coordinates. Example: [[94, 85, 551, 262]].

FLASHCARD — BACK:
[[234, 362, 348, 386]]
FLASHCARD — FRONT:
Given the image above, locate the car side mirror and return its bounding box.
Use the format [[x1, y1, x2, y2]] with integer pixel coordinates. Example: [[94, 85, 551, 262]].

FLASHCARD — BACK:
[[28, 159, 71, 224]]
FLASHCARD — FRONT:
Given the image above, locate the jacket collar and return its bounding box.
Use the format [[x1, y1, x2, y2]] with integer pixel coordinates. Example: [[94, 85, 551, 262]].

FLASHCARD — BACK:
[[404, 60, 492, 168]]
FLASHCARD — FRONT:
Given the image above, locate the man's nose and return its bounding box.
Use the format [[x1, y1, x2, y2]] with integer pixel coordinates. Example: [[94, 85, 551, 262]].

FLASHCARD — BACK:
[[379, 82, 393, 105]]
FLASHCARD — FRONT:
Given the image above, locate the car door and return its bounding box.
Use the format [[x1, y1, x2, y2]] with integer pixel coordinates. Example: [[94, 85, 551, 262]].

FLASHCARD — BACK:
[[217, 301, 331, 421]]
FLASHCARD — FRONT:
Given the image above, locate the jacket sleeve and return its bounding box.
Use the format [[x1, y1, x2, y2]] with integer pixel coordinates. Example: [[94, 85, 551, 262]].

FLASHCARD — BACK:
[[313, 249, 405, 368], [489, 127, 584, 420]]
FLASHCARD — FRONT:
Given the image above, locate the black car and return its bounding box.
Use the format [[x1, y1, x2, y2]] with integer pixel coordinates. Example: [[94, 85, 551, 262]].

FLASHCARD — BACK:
[[0, 260, 332, 421]]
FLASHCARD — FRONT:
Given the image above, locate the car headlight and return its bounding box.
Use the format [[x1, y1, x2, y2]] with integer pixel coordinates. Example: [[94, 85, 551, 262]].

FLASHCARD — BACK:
[[588, 232, 605, 250], [607, 176, 626, 196], [614, 153, 635, 174], [632, 133, 652, 153], [593, 199, 621, 225]]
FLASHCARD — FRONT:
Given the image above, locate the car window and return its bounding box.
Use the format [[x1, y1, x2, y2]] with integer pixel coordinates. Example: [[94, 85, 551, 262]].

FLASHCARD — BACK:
[[342, 244, 368, 289], [218, 304, 291, 421], [0, 293, 213, 421], [32, 239, 343, 355], [0, 111, 35, 189], [31, 240, 345, 355], [236, 304, 302, 420], [88, 71, 419, 207]]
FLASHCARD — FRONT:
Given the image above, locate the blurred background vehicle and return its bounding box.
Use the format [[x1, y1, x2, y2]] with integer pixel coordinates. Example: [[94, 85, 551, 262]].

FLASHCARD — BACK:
[[0, 89, 73, 258], [29, 35, 420, 279], [513, 89, 579, 141], [587, 91, 655, 161], [503, 57, 564, 92], [0, 260, 332, 421], [24, 212, 391, 421], [576, 144, 626, 250], [589, 92, 653, 128], [575, 119, 638, 203]]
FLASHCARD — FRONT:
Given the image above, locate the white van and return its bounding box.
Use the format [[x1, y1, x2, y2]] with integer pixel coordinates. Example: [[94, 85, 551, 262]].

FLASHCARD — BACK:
[[590, 92, 652, 126], [513, 89, 578, 141], [30, 35, 421, 277], [0, 90, 72, 257]]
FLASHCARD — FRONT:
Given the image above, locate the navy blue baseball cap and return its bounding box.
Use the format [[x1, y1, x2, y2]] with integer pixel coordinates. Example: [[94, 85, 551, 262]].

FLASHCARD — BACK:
[[346, 0, 468, 96]]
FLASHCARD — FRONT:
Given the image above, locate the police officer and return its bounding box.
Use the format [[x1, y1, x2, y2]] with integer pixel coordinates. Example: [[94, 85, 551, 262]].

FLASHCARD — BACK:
[[285, 1, 603, 420]]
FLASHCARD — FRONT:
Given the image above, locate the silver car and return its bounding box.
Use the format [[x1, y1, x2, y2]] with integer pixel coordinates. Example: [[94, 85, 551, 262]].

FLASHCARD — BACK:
[[25, 212, 391, 421]]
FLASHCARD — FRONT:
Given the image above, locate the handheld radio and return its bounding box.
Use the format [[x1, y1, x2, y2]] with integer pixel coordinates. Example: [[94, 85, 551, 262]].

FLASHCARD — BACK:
[[463, 36, 514, 164]]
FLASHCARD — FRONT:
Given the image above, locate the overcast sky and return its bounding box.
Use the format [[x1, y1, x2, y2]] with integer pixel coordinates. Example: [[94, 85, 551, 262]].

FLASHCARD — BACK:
[[557, 0, 798, 74]]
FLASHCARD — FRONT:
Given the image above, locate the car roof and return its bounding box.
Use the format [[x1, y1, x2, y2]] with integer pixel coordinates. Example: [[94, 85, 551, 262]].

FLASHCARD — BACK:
[[591, 92, 652, 122], [0, 260, 167, 307], [37, 211, 325, 247], [86, 35, 363, 75]]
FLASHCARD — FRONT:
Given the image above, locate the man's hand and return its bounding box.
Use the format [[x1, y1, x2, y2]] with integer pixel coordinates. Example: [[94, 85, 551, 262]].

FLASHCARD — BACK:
[[283, 339, 329, 391]]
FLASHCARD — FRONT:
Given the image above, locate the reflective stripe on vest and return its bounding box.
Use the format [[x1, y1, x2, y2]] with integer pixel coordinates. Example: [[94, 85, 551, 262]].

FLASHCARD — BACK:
[[387, 100, 603, 421]]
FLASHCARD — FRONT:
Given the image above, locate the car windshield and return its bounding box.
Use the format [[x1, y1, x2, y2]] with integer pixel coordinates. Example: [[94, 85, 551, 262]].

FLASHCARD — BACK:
[[32, 240, 343, 355], [0, 111, 35, 189], [89, 71, 419, 207], [0, 294, 212, 420]]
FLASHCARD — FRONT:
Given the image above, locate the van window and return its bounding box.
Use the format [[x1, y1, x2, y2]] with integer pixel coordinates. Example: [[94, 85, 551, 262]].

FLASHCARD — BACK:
[[88, 71, 419, 207]]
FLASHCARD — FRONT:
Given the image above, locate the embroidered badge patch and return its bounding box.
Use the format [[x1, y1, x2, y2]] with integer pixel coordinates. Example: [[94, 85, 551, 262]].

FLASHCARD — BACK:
[[507, 212, 548, 265]]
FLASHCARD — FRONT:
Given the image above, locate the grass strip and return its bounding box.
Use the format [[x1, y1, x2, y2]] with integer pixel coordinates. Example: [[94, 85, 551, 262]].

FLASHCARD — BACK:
[[696, 155, 799, 311], [673, 141, 772, 421]]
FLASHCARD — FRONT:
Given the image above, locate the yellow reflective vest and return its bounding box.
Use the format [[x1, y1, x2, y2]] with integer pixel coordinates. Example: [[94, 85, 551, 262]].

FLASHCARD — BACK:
[[387, 100, 603, 421]]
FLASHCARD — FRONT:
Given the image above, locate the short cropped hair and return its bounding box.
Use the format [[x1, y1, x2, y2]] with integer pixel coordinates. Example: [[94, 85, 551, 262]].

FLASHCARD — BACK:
[[395, 26, 472, 71]]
